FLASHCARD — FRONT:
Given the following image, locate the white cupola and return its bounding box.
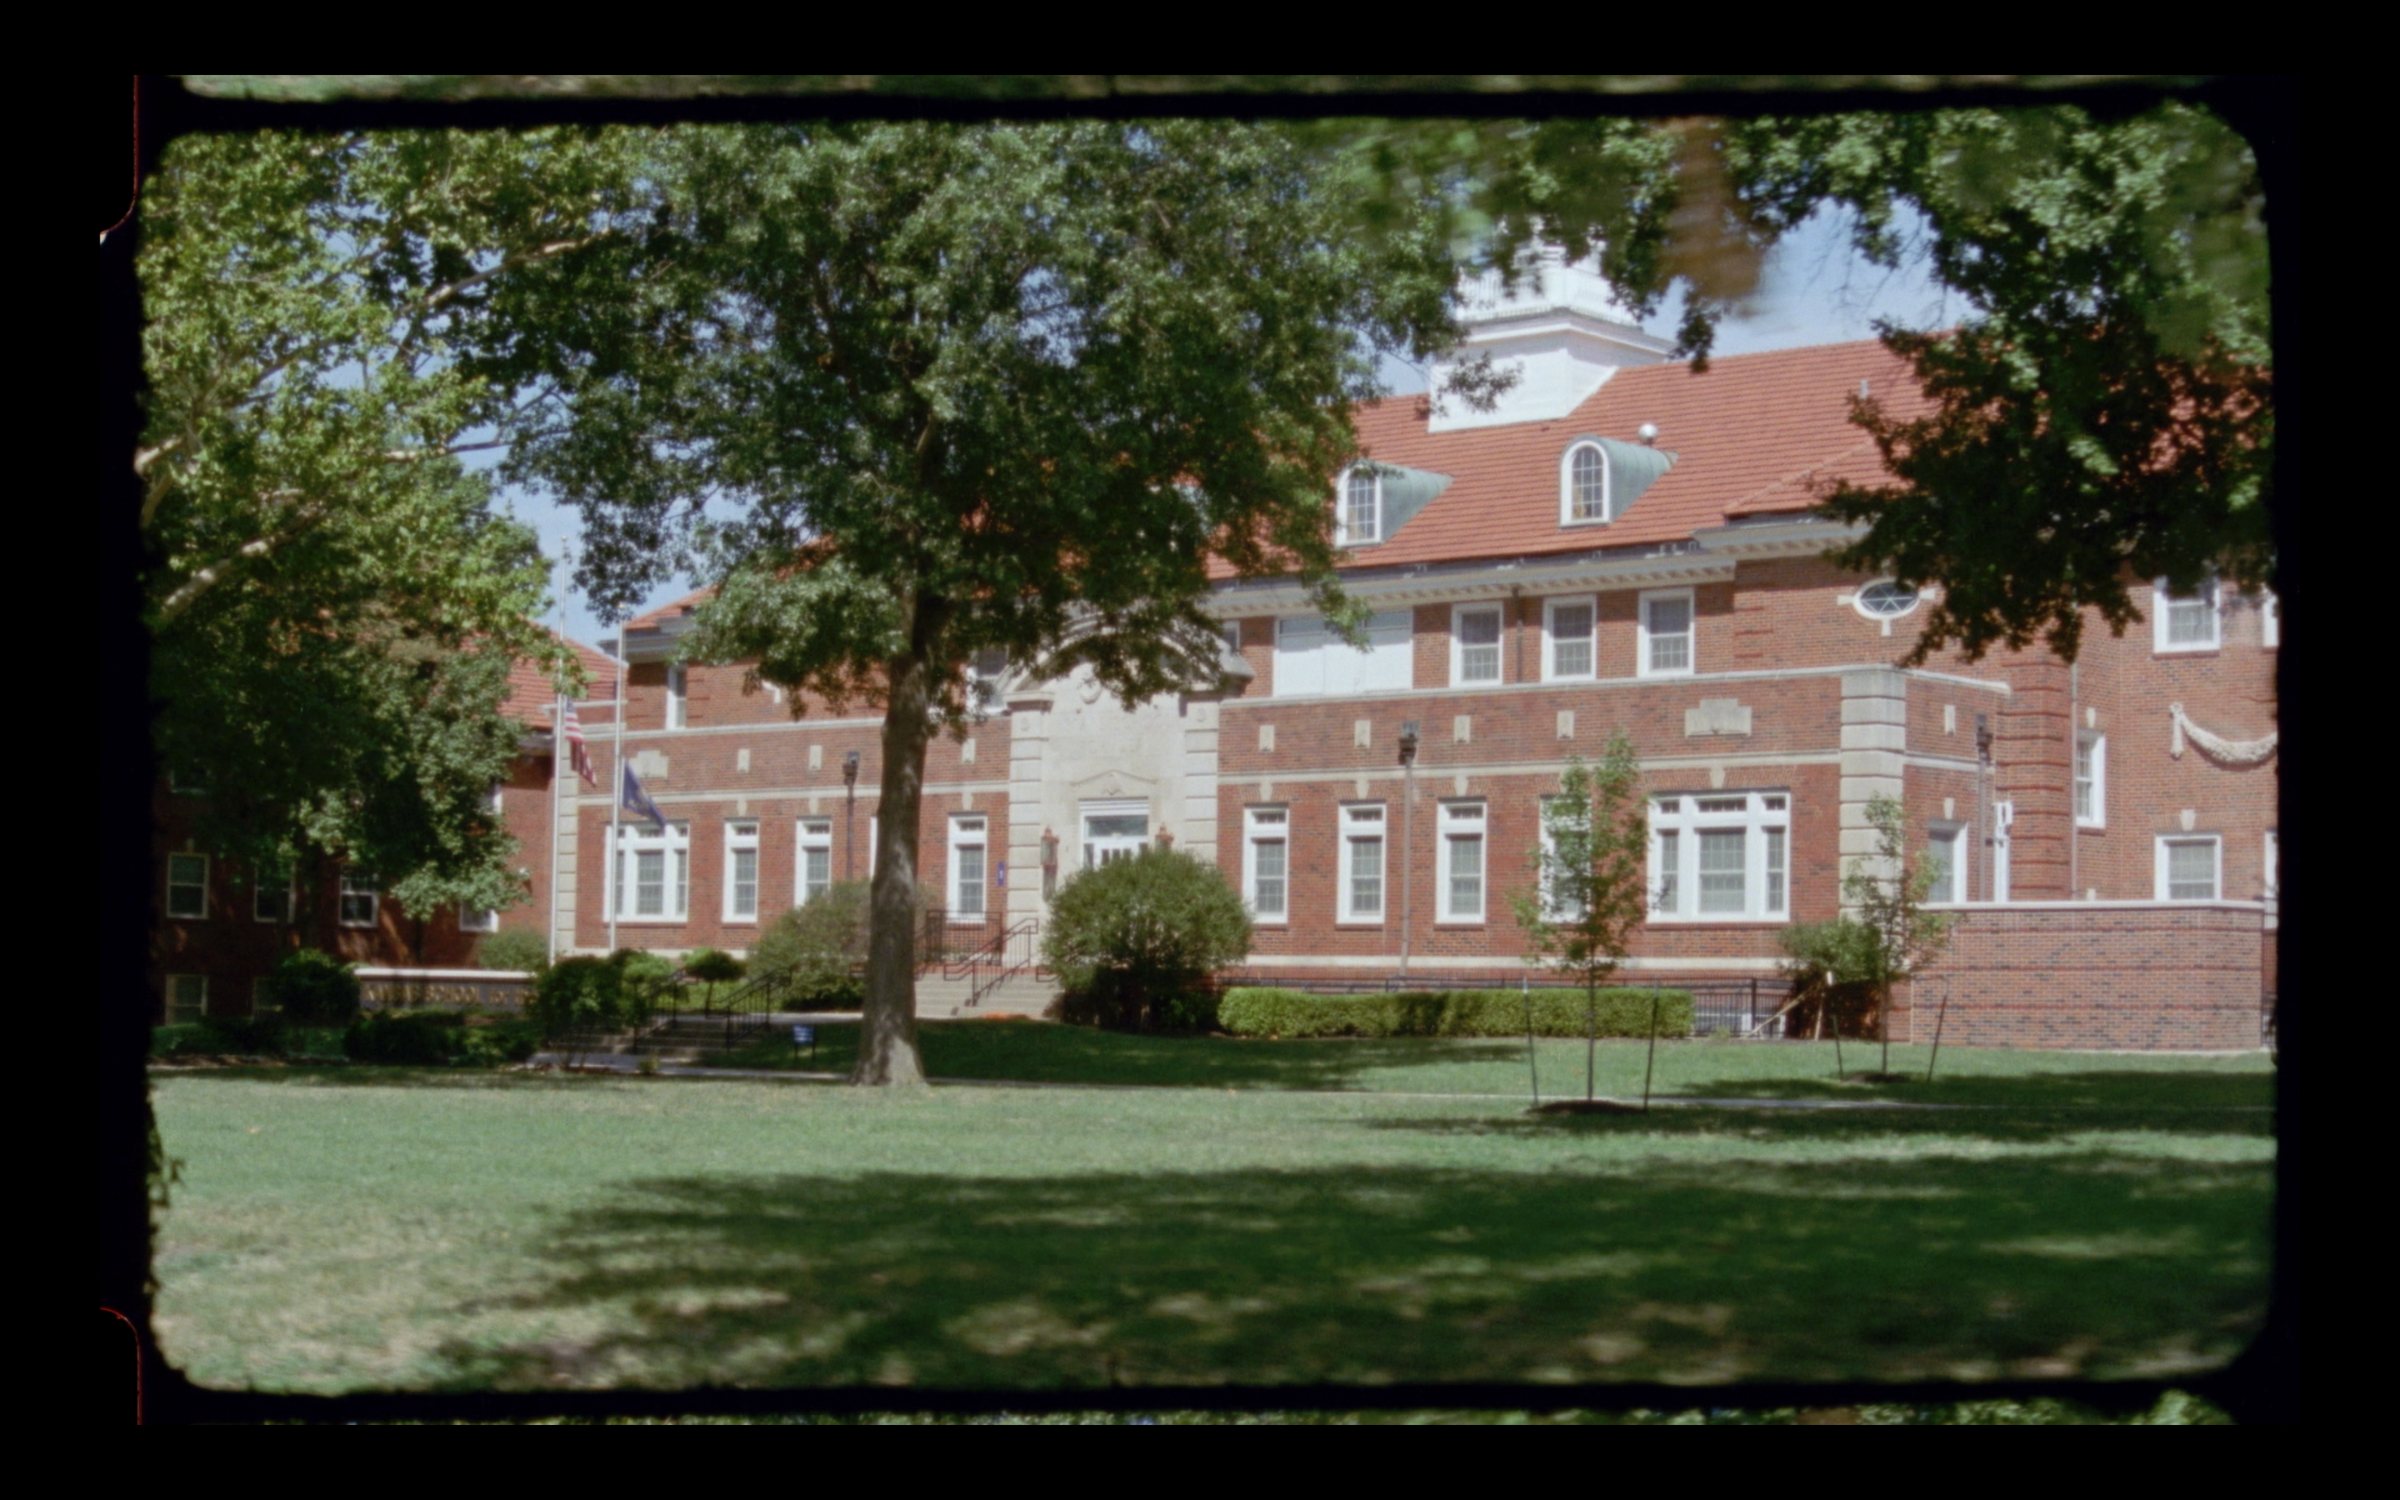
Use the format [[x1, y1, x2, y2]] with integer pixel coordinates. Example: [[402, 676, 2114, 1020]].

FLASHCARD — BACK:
[[1425, 243, 1674, 432]]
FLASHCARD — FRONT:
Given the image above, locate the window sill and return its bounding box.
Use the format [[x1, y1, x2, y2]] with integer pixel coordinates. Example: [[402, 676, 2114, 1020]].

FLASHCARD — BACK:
[[1644, 915, 1790, 926], [610, 918, 690, 927], [1435, 918, 1486, 928], [1636, 667, 1696, 680], [2151, 646, 2220, 658], [1335, 918, 1386, 928]]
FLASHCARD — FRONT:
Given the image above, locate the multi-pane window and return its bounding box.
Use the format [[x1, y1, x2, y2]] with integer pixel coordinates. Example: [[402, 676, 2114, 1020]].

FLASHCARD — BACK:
[[1926, 827, 1962, 904], [949, 815, 988, 920], [612, 822, 690, 921], [2075, 732, 2106, 827], [1341, 804, 1386, 922], [1244, 807, 1289, 922], [1440, 802, 1486, 922], [1564, 443, 1609, 523], [797, 818, 833, 904], [1639, 589, 1694, 676], [166, 853, 208, 920], [970, 647, 1008, 715], [725, 820, 760, 922], [340, 868, 379, 927], [2154, 579, 2220, 652], [1545, 597, 1597, 680], [1649, 792, 1789, 921], [2158, 836, 2221, 901], [1274, 611, 1412, 698], [254, 865, 294, 924], [666, 663, 688, 729], [1538, 797, 1587, 921], [1453, 604, 1502, 685], [1082, 801, 1150, 871], [167, 974, 207, 1023], [1339, 468, 1381, 544], [2261, 590, 2280, 649], [460, 905, 499, 933]]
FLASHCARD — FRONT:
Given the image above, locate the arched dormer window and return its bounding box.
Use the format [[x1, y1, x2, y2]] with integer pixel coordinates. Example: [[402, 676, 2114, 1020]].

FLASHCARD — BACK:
[[1561, 441, 1610, 524], [1336, 466, 1382, 545]]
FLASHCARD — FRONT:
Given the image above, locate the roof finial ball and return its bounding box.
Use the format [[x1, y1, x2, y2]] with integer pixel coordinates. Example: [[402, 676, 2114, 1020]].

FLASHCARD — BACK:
[[1637, 422, 1660, 446]]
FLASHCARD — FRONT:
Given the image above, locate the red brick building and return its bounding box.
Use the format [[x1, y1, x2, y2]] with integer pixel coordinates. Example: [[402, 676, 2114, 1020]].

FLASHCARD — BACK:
[[154, 255, 2278, 1047]]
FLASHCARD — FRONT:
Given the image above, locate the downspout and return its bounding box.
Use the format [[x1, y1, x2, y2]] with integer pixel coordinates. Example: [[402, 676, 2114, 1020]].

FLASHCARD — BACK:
[[547, 691, 563, 965], [2068, 661, 2079, 902]]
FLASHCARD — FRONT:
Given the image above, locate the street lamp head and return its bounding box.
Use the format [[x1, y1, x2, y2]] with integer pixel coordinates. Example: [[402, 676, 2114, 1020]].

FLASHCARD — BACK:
[[843, 750, 860, 787], [1398, 719, 1421, 768]]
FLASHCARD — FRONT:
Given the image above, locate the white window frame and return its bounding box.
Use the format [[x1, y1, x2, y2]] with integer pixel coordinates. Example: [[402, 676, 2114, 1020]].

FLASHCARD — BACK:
[[797, 818, 834, 904], [2156, 834, 2223, 902], [1272, 610, 1412, 699], [2152, 578, 2221, 653], [1243, 806, 1290, 925], [166, 853, 209, 920], [1638, 588, 1696, 678], [460, 904, 499, 934], [2261, 589, 2280, 649], [253, 865, 295, 924], [1338, 803, 1387, 925], [1438, 801, 1487, 924], [1335, 466, 1382, 546], [969, 647, 1008, 716], [948, 815, 989, 922], [167, 974, 207, 1024], [666, 662, 689, 729], [724, 819, 761, 924], [339, 868, 379, 928], [1080, 799, 1151, 873], [610, 821, 690, 923], [2074, 732, 2106, 829], [1852, 580, 1922, 621], [1543, 595, 1598, 682], [2264, 829, 2278, 926], [1648, 792, 1789, 923], [1925, 823, 1966, 905], [1537, 796, 1586, 922], [1451, 603, 1504, 687], [1560, 441, 1610, 526]]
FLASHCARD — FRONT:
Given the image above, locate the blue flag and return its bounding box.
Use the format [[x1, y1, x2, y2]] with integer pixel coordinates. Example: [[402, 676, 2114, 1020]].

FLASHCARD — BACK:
[[621, 761, 668, 832]]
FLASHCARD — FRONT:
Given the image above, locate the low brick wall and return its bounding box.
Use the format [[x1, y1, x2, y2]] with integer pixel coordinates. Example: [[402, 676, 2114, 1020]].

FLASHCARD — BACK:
[[1900, 902, 2271, 1050]]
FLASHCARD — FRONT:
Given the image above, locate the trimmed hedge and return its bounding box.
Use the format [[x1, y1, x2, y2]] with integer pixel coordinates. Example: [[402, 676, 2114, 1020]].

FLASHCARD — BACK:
[[1218, 987, 1694, 1040], [343, 1011, 541, 1066]]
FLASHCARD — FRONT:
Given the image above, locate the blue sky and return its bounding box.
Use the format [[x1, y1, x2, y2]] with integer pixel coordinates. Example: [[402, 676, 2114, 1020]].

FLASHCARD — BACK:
[[504, 205, 1953, 653]]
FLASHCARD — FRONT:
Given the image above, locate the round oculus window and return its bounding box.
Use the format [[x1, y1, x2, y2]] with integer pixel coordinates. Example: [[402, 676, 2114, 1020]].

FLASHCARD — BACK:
[[1854, 581, 1921, 619]]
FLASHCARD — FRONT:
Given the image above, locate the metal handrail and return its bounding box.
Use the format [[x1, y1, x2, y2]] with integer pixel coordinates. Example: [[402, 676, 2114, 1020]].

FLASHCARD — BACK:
[[965, 920, 1045, 1008]]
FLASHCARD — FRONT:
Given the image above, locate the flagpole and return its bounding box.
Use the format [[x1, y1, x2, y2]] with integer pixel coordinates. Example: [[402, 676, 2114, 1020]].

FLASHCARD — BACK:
[[609, 625, 625, 955]]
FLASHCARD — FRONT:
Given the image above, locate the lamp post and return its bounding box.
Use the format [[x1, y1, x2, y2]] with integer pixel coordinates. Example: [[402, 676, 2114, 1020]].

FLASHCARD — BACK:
[[843, 750, 861, 883], [1398, 720, 1420, 981]]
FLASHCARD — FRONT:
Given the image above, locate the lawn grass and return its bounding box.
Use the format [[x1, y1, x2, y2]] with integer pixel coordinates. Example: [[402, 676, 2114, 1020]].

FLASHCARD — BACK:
[[150, 1036, 2272, 1396]]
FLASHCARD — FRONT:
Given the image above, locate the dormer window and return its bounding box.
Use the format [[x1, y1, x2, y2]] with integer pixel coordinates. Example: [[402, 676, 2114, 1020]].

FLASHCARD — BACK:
[[1562, 442, 1610, 524], [1337, 467, 1381, 545]]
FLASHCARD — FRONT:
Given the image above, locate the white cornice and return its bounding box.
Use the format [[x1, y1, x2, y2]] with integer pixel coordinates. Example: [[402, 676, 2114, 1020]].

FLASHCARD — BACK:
[[1210, 550, 1733, 614], [1689, 516, 1868, 558]]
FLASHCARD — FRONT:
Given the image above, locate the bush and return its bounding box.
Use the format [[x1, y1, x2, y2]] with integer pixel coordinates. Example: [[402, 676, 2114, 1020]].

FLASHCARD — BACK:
[[613, 949, 678, 1026], [344, 1012, 458, 1065], [1778, 920, 1886, 1040], [751, 883, 872, 1008], [477, 929, 549, 975], [197, 1014, 287, 1055], [259, 949, 361, 1026], [529, 956, 630, 1038], [1043, 848, 1252, 1032], [1217, 987, 1696, 1040]]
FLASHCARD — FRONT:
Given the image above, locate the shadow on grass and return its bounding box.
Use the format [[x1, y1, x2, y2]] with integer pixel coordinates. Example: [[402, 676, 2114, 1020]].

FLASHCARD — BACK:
[[146, 1064, 613, 1092], [1361, 1099, 2274, 1149], [713, 1023, 1536, 1092], [431, 1149, 2270, 1394], [1666, 1068, 2274, 1113]]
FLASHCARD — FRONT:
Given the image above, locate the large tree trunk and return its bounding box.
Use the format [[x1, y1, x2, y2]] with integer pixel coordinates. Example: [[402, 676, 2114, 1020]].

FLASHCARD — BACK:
[[854, 630, 939, 1087]]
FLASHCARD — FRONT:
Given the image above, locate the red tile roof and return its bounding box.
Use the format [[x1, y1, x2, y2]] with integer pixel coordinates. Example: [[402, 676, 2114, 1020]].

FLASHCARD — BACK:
[[502, 626, 620, 724], [1211, 337, 1930, 577], [624, 585, 716, 637]]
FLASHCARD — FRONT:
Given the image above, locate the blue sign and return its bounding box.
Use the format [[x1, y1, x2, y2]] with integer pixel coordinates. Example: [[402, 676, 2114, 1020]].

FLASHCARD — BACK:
[[994, 860, 1007, 888], [791, 1025, 815, 1045]]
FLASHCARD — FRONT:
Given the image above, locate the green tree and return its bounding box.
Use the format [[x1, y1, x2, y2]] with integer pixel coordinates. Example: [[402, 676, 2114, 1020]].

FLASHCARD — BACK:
[[1842, 792, 1957, 1074], [1513, 735, 1651, 1097], [1339, 102, 2270, 663], [137, 131, 629, 931], [1043, 847, 1253, 1033], [496, 122, 1463, 1084]]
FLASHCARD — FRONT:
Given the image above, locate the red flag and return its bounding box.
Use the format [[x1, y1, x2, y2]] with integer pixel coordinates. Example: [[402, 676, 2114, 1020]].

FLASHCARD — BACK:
[[559, 700, 597, 787]]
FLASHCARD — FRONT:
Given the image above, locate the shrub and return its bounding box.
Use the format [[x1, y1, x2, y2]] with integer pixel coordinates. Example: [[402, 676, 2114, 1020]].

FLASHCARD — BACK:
[[477, 929, 549, 975], [751, 883, 872, 1008], [1043, 848, 1252, 1032], [1217, 987, 1695, 1040], [197, 1014, 287, 1055], [613, 949, 678, 1026], [529, 955, 629, 1039], [344, 1012, 458, 1065], [258, 949, 362, 1026], [1778, 920, 1886, 1040]]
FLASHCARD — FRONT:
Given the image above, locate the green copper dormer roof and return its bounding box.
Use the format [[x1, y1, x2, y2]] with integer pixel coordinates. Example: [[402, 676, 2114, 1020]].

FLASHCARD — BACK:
[[1565, 435, 1679, 519], [1351, 461, 1453, 544]]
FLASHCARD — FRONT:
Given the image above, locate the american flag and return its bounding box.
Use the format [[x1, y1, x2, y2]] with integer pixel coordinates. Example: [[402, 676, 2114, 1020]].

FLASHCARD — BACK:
[[558, 700, 597, 787]]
